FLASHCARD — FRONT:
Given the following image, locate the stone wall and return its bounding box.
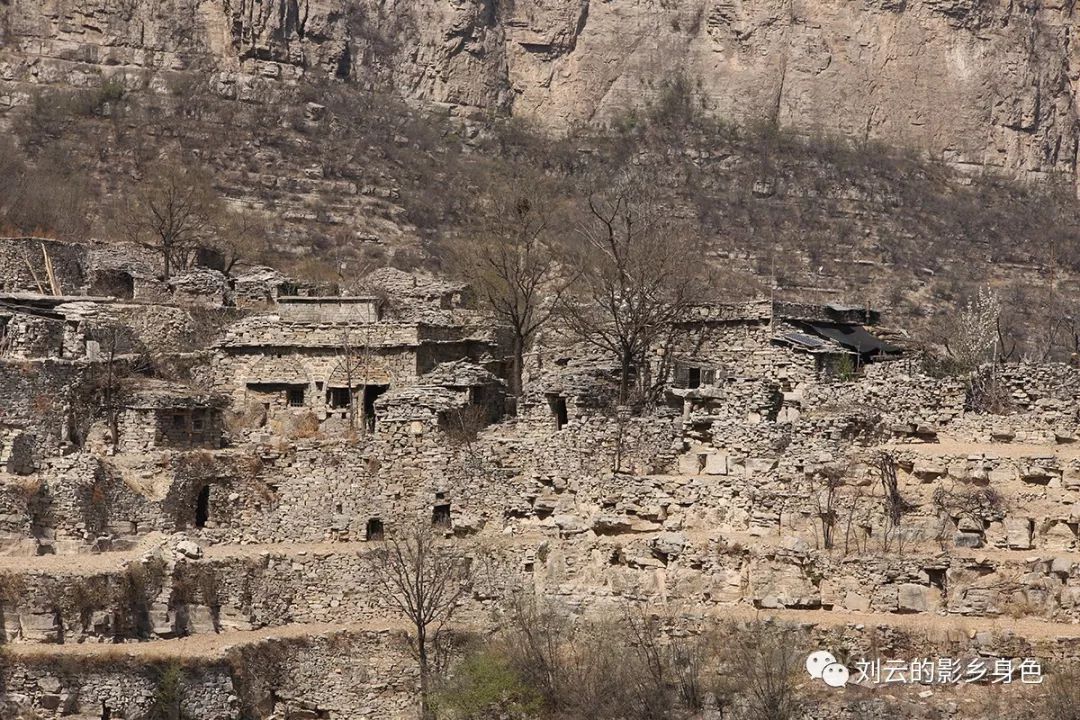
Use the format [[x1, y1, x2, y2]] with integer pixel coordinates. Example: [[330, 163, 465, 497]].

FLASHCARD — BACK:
[[0, 312, 66, 360], [1, 657, 235, 720], [0, 631, 419, 720], [278, 297, 382, 323], [0, 238, 87, 295], [116, 407, 224, 454]]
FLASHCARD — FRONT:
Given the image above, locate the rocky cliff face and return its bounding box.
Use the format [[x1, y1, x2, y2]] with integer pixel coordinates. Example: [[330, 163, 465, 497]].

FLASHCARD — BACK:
[[2, 0, 1077, 184], [500, 0, 1079, 182]]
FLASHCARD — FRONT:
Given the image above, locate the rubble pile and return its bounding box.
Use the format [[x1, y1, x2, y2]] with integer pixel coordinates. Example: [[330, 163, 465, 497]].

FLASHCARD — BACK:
[[0, 237, 1077, 718]]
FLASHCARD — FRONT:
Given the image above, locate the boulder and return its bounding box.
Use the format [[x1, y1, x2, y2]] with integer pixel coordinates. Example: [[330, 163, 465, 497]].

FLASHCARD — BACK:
[[678, 452, 705, 475], [1051, 556, 1074, 576], [1004, 517, 1034, 550], [652, 532, 688, 559], [954, 532, 983, 548], [704, 453, 728, 475], [553, 514, 588, 536], [897, 583, 931, 613], [176, 540, 204, 559], [592, 514, 633, 534]]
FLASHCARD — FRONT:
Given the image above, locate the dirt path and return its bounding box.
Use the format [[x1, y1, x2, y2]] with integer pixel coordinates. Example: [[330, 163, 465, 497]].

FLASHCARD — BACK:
[[884, 438, 1080, 459], [11, 602, 1080, 662], [709, 604, 1080, 643], [5, 619, 410, 660], [0, 533, 553, 574]]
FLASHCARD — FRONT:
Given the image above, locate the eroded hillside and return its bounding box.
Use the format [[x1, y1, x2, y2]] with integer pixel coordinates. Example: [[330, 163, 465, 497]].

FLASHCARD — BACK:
[[2, 0, 1078, 184]]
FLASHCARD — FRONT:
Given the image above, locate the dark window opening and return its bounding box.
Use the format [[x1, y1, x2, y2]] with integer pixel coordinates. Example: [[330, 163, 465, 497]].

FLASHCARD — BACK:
[[172, 413, 186, 428], [191, 413, 205, 432], [90, 270, 135, 300], [523, 561, 534, 572], [926, 567, 946, 592], [366, 517, 384, 541], [687, 367, 702, 389], [287, 386, 305, 407], [195, 486, 210, 528], [363, 385, 389, 432], [432, 503, 452, 529], [549, 396, 568, 431], [435, 491, 446, 500], [328, 387, 352, 409]]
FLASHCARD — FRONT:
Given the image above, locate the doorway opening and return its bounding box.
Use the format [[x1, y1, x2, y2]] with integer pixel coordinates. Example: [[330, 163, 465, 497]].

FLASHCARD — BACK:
[[195, 486, 210, 528], [363, 385, 389, 432]]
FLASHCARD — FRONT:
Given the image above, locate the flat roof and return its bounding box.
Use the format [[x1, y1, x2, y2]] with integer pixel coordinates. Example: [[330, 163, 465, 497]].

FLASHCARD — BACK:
[[277, 296, 380, 303]]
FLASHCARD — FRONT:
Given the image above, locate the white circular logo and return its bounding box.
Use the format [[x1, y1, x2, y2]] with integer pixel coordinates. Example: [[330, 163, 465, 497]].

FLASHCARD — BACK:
[[821, 661, 850, 688], [805, 650, 837, 679]]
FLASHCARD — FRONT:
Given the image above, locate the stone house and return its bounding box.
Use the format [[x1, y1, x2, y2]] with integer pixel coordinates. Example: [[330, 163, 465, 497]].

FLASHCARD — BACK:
[[213, 295, 504, 430], [115, 383, 227, 453], [376, 360, 507, 434], [667, 299, 900, 391]]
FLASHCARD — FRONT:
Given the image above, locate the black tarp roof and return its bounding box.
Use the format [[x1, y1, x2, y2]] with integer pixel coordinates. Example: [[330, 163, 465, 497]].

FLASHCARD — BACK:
[[801, 321, 901, 356]]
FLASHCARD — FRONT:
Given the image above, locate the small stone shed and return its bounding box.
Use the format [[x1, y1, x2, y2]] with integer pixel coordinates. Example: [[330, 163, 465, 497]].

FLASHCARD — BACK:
[[116, 382, 228, 453], [376, 360, 506, 435], [669, 299, 902, 391]]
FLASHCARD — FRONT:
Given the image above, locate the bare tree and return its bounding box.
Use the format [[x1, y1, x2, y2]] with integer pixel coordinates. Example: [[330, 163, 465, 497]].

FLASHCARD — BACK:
[[877, 452, 911, 554], [122, 162, 220, 280], [448, 190, 570, 399], [717, 622, 804, 720], [562, 172, 706, 405], [217, 207, 269, 276], [932, 482, 1006, 548], [79, 320, 152, 449], [810, 465, 845, 550], [366, 523, 474, 719], [334, 325, 378, 431]]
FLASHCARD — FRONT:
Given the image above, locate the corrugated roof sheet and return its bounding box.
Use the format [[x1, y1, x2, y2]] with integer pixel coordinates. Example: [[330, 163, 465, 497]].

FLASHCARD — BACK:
[[779, 332, 827, 349], [803, 321, 901, 355]]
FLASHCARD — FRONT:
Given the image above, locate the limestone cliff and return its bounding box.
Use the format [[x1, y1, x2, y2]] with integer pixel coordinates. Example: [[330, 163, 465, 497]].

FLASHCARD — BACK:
[[372, 0, 1080, 182], [1, 0, 1077, 182]]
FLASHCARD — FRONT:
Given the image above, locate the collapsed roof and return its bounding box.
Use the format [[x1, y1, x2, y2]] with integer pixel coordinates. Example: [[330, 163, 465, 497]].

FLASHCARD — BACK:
[[798, 321, 901, 356]]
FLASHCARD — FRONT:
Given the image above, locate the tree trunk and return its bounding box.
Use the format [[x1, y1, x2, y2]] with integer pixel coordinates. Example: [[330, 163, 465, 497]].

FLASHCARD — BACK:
[[417, 629, 431, 720], [162, 244, 172, 281], [510, 334, 524, 399], [619, 348, 633, 404]]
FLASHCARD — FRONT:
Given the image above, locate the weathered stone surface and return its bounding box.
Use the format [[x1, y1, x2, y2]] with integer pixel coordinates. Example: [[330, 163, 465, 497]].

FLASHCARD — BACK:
[[176, 539, 204, 559]]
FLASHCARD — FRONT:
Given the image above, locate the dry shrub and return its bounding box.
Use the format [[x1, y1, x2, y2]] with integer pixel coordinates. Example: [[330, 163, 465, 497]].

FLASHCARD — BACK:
[[1041, 666, 1080, 720], [0, 572, 26, 604], [440, 404, 489, 446], [449, 598, 806, 720], [223, 400, 268, 434], [7, 475, 43, 499], [271, 410, 321, 440]]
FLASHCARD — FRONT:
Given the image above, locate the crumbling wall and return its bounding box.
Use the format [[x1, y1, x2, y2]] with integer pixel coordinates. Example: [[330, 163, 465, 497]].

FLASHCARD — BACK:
[[0, 238, 87, 294], [0, 658, 235, 720], [667, 319, 820, 388], [228, 632, 418, 720], [117, 407, 224, 453]]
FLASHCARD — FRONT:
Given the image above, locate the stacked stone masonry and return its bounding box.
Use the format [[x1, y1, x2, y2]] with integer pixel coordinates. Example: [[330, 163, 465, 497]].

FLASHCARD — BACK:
[[0, 239, 1078, 718]]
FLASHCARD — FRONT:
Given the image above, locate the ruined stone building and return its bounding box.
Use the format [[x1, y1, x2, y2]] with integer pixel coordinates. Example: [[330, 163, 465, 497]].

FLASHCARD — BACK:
[[0, 236, 1078, 719], [212, 292, 503, 433]]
